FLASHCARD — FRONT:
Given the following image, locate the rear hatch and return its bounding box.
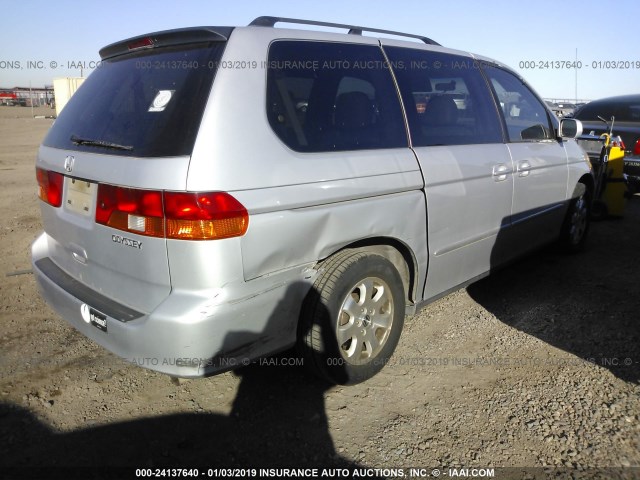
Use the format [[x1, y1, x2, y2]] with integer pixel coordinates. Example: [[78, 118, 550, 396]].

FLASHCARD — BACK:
[[36, 27, 230, 313]]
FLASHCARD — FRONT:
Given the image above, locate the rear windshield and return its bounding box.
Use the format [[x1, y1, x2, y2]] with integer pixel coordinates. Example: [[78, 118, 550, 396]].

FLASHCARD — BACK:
[[43, 43, 225, 157]]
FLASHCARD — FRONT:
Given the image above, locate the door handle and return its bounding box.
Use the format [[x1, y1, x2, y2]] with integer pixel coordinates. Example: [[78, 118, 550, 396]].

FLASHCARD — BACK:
[[517, 161, 531, 177], [492, 164, 510, 182]]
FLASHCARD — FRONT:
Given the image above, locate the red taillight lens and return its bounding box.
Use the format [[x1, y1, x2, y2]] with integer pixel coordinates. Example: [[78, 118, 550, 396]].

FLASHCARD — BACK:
[[36, 167, 63, 207], [96, 185, 164, 237], [164, 192, 249, 240], [96, 186, 248, 241], [634, 139, 640, 156]]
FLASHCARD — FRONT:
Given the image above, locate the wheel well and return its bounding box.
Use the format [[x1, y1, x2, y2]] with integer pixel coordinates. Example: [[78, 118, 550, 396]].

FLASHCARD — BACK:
[[578, 174, 594, 199], [316, 238, 418, 305]]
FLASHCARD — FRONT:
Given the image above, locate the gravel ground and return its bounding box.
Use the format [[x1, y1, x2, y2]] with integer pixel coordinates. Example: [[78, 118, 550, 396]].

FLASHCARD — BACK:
[[0, 105, 638, 479]]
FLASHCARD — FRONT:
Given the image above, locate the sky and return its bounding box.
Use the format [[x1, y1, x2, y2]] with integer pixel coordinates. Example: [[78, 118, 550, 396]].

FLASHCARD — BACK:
[[1, 0, 639, 101]]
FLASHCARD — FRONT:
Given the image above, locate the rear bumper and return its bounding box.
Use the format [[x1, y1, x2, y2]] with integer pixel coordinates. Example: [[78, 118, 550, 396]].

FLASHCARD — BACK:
[[31, 233, 314, 378], [624, 155, 640, 181]]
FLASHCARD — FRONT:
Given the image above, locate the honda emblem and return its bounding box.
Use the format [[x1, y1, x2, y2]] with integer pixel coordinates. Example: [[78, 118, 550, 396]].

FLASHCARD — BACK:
[[64, 155, 75, 173]]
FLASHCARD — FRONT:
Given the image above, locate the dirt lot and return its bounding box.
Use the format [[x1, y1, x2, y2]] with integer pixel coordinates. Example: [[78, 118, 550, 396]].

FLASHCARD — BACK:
[[0, 105, 638, 479]]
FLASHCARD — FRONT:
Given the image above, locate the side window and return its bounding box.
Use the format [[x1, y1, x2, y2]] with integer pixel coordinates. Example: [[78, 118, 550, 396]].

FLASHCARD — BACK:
[[384, 47, 503, 147], [482, 66, 553, 142], [266, 41, 407, 152]]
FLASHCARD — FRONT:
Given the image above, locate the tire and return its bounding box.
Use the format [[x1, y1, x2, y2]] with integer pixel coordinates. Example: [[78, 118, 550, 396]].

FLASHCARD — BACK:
[[298, 251, 405, 385], [560, 185, 590, 252]]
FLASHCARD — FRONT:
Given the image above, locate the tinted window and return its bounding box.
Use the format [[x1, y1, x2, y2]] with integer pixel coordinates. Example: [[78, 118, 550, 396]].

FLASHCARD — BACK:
[[575, 99, 640, 123], [482, 66, 553, 142], [266, 41, 407, 152], [384, 48, 503, 146], [43, 44, 225, 157]]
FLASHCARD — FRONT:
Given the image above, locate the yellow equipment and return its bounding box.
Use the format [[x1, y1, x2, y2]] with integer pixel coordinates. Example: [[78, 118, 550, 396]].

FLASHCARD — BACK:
[[577, 117, 628, 219], [599, 133, 627, 217]]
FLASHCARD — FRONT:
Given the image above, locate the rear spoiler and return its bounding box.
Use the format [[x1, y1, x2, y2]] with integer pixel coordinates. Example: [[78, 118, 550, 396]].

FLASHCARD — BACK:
[[99, 26, 234, 60]]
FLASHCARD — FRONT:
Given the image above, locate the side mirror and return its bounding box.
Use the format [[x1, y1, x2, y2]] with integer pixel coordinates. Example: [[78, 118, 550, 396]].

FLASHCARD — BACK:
[[559, 118, 583, 139]]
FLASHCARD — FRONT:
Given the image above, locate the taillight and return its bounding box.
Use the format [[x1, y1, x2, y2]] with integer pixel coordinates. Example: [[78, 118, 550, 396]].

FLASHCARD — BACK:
[[36, 167, 63, 207], [164, 192, 249, 240], [96, 185, 165, 237], [634, 139, 640, 156], [96, 186, 248, 241]]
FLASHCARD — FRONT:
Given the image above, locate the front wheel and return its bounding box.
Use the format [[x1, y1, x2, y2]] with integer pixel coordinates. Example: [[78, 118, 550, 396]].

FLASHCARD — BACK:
[[298, 251, 405, 385], [559, 185, 590, 252]]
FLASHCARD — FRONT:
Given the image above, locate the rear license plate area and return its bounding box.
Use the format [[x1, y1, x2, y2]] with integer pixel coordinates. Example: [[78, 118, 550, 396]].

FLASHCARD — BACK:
[[65, 178, 96, 217]]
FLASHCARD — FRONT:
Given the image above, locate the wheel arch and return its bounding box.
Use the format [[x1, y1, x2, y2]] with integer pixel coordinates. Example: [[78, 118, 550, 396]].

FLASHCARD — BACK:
[[315, 237, 419, 308], [577, 173, 594, 199]]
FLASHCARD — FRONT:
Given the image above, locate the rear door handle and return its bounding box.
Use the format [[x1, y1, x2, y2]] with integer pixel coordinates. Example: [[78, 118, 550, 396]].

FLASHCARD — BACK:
[[517, 161, 531, 177], [492, 164, 510, 182]]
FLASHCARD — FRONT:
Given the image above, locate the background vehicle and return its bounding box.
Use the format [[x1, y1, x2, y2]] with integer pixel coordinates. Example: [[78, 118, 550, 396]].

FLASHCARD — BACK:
[[545, 100, 576, 118], [545, 100, 559, 112], [573, 94, 640, 192], [555, 102, 576, 117]]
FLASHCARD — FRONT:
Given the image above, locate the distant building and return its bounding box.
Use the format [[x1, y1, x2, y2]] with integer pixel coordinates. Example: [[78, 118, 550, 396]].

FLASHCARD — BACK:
[[0, 86, 54, 107]]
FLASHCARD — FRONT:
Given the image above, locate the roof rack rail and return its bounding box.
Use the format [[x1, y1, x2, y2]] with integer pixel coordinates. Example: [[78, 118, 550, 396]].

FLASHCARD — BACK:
[[249, 16, 441, 46]]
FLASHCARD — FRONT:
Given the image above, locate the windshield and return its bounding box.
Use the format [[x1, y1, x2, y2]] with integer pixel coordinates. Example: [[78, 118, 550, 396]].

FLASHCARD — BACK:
[[43, 43, 225, 157]]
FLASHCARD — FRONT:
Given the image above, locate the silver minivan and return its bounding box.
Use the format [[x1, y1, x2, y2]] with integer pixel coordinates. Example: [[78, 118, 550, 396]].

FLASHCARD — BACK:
[[32, 17, 592, 384]]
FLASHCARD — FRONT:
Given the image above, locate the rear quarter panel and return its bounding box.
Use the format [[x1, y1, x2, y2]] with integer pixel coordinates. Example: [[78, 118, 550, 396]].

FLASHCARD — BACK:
[[564, 138, 593, 197], [187, 27, 429, 293]]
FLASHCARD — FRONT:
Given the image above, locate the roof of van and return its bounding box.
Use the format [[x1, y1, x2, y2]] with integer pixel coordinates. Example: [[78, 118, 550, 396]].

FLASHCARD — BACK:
[[99, 16, 440, 60]]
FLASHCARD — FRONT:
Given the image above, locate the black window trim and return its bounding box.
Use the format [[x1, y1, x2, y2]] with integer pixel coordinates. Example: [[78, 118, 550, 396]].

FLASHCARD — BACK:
[[379, 45, 422, 149], [474, 60, 509, 144]]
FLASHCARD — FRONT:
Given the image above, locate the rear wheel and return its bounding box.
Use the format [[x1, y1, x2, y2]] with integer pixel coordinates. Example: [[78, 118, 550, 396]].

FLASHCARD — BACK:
[[560, 185, 590, 252], [298, 251, 405, 385]]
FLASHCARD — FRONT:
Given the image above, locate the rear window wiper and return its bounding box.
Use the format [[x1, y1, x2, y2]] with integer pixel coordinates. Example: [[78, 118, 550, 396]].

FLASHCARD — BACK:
[[70, 135, 133, 151]]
